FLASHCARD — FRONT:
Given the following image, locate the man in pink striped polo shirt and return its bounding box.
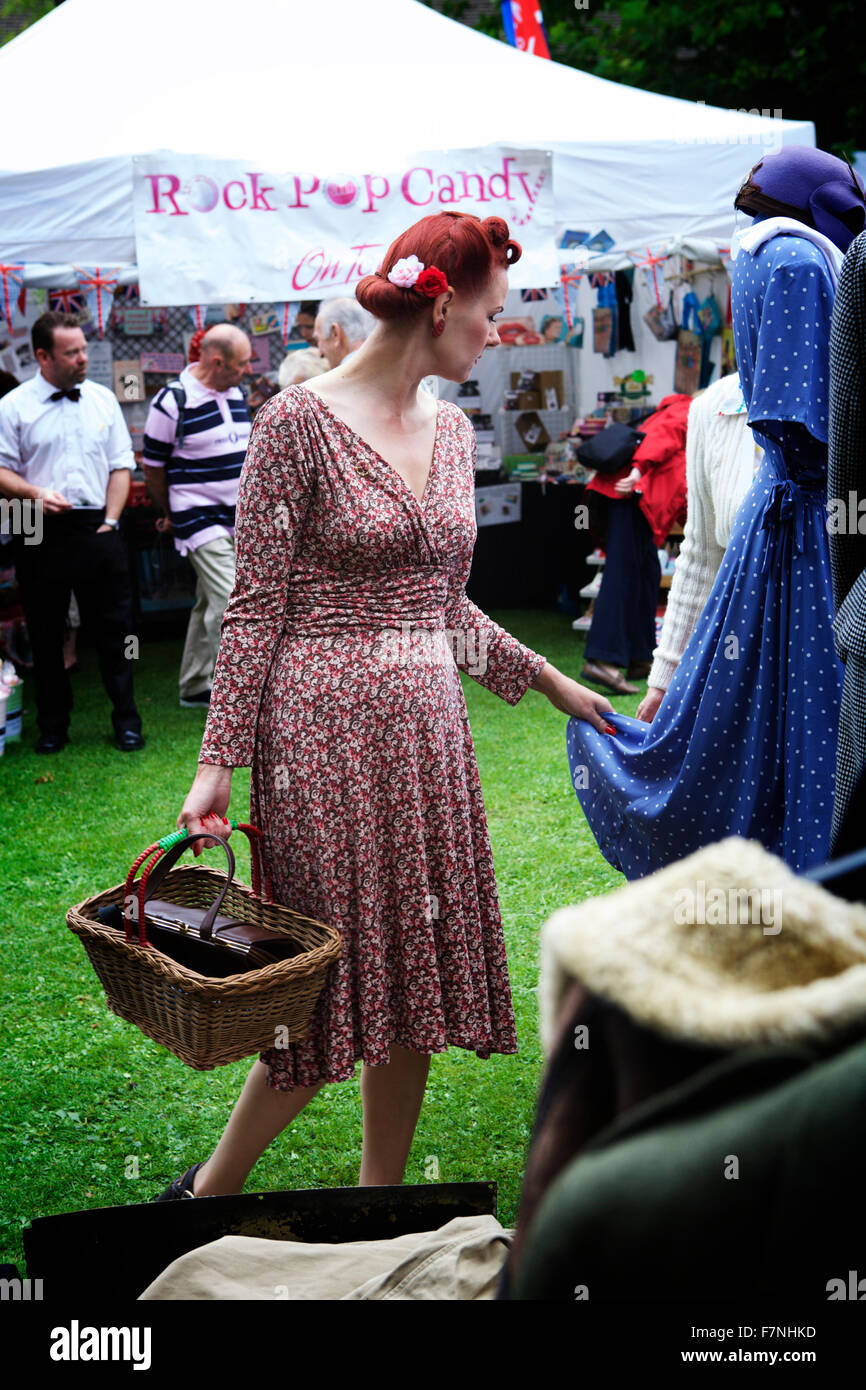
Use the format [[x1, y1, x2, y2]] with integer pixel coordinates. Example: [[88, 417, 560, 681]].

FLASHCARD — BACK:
[[143, 325, 252, 708]]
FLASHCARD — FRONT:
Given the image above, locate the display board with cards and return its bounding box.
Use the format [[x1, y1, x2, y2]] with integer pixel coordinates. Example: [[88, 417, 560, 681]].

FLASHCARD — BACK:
[[438, 284, 579, 480]]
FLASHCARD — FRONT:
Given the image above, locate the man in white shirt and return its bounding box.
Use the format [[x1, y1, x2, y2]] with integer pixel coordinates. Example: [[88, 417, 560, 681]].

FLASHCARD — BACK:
[[0, 312, 144, 752], [142, 325, 252, 708]]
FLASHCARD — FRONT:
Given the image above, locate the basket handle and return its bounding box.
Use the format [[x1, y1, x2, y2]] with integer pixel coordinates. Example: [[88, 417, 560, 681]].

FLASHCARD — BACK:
[[123, 820, 273, 946], [143, 832, 237, 939], [124, 832, 236, 946]]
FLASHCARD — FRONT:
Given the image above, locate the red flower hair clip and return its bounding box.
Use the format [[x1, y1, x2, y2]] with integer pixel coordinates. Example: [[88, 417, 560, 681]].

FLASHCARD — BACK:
[[414, 266, 449, 298]]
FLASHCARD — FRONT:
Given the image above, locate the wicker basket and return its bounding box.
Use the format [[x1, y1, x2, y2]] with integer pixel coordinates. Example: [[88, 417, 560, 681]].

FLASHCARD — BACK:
[[66, 823, 342, 1070]]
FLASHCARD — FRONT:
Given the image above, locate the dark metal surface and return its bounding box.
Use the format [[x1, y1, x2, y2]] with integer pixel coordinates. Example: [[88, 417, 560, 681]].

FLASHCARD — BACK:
[[23, 1182, 497, 1301]]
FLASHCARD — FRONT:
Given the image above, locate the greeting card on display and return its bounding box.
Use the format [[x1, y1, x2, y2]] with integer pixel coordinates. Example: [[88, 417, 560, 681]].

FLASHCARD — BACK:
[[114, 360, 145, 402], [560, 230, 589, 250], [584, 229, 615, 253], [249, 336, 271, 373], [21, 287, 48, 330], [140, 352, 185, 374], [497, 317, 543, 346], [121, 308, 155, 336], [1, 333, 38, 381], [538, 312, 567, 344], [249, 309, 279, 336], [476, 483, 522, 528], [86, 338, 114, 391], [121, 400, 149, 451]]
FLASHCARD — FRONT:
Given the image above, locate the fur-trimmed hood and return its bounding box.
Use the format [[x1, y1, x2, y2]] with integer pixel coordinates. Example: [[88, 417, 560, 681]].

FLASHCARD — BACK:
[[539, 837, 866, 1054]]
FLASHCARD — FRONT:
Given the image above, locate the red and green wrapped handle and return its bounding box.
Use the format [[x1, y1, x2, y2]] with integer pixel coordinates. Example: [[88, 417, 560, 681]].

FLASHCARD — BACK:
[[122, 819, 273, 947]]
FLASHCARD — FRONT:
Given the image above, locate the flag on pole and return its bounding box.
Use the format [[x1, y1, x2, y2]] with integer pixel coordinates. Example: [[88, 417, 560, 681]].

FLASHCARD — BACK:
[[500, 2, 551, 59]]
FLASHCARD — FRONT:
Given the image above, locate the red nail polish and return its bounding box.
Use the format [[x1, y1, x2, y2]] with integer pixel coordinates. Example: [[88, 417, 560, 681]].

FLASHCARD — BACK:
[[604, 723, 616, 734]]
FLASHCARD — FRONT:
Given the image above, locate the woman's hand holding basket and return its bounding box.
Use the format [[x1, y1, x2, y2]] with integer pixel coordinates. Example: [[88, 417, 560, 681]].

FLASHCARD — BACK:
[[178, 762, 234, 855]]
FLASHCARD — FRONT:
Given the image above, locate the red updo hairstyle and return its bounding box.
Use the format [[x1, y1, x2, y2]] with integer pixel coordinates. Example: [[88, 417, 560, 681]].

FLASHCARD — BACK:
[[187, 327, 208, 364], [356, 211, 521, 322]]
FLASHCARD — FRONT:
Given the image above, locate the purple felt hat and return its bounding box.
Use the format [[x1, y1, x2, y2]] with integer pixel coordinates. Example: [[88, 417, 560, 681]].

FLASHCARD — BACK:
[[734, 145, 866, 253]]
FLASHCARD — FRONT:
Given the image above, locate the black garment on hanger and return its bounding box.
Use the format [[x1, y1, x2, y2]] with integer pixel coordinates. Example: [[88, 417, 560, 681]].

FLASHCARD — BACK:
[[803, 762, 866, 899], [614, 269, 635, 352]]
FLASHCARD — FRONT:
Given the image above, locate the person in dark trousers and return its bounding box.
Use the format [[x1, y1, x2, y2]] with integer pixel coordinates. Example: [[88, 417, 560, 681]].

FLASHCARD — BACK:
[[582, 394, 690, 696], [0, 312, 144, 753]]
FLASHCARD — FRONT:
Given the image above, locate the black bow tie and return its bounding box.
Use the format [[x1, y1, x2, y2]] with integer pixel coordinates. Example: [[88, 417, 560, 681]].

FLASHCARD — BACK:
[[50, 388, 81, 402]]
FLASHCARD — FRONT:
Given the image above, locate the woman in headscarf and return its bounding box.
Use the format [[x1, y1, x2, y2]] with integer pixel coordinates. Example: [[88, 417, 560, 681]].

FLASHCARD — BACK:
[[567, 146, 866, 878]]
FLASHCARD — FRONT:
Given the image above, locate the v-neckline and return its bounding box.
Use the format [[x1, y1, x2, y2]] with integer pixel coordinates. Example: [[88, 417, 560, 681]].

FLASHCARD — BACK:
[[296, 383, 442, 508]]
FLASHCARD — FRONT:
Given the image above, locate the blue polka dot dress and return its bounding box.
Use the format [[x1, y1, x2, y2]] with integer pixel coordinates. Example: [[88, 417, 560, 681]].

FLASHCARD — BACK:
[[567, 232, 845, 878]]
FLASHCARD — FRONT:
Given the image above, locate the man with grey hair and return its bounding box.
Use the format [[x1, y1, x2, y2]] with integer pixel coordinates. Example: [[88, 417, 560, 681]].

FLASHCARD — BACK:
[[314, 298, 375, 370], [143, 323, 252, 707]]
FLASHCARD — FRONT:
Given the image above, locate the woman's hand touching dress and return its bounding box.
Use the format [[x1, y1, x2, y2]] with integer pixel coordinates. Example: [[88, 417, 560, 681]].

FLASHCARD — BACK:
[[531, 663, 615, 732]]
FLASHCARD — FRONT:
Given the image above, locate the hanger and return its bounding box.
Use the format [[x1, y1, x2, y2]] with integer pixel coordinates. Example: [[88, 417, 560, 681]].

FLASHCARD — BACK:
[[804, 846, 866, 904]]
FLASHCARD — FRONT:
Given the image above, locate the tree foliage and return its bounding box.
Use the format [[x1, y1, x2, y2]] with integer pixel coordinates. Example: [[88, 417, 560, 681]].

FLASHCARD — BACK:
[[1, 1, 56, 41], [425, 0, 864, 156]]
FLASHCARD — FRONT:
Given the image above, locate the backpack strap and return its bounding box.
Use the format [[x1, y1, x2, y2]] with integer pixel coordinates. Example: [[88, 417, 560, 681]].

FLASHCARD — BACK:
[[164, 378, 187, 449]]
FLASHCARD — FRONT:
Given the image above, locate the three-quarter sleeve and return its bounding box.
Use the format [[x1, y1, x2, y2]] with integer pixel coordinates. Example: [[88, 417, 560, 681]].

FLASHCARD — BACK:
[[199, 396, 315, 767], [444, 416, 546, 705]]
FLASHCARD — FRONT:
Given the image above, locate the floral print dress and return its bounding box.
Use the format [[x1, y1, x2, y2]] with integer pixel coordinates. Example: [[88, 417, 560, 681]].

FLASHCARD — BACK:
[[199, 385, 546, 1090]]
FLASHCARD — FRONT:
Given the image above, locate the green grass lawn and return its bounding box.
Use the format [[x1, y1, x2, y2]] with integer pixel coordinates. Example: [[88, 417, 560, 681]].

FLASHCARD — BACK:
[[0, 610, 637, 1270]]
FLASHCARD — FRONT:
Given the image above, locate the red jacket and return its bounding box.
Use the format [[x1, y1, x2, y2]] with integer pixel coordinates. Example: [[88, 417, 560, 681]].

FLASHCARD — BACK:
[[586, 393, 690, 546]]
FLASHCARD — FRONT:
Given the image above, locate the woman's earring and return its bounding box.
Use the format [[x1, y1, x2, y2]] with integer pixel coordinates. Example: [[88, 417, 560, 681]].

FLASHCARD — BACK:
[[432, 319, 446, 338]]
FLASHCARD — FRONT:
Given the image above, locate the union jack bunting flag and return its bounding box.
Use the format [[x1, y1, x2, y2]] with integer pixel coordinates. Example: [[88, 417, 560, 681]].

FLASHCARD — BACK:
[[49, 287, 86, 315], [520, 288, 549, 302]]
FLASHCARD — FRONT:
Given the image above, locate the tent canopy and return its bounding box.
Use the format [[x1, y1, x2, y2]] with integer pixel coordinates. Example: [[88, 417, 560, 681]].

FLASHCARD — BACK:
[[0, 0, 815, 276]]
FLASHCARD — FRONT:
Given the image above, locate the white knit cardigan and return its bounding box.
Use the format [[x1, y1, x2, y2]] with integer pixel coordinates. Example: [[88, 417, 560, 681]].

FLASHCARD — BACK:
[[648, 372, 762, 691]]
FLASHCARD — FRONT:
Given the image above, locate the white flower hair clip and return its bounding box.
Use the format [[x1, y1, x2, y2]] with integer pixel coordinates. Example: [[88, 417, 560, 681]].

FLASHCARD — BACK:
[[387, 255, 424, 289]]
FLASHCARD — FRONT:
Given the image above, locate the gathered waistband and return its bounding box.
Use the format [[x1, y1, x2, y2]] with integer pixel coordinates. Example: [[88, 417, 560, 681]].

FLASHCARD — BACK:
[[281, 563, 450, 638]]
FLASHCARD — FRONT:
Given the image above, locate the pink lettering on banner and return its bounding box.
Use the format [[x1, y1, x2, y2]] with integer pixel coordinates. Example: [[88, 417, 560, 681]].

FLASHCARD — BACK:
[[515, 171, 534, 202], [223, 180, 247, 211], [292, 250, 343, 291], [488, 156, 516, 200], [400, 159, 519, 209], [292, 245, 384, 292], [362, 174, 390, 214], [143, 174, 188, 216], [247, 173, 276, 211], [457, 171, 491, 203], [293, 249, 324, 291], [346, 244, 383, 279], [402, 167, 434, 207], [438, 174, 457, 205], [326, 181, 359, 209], [288, 176, 321, 210], [187, 176, 219, 213], [319, 256, 344, 284]]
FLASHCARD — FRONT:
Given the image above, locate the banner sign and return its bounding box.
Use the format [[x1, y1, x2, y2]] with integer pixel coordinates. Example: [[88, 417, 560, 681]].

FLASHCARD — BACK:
[[132, 147, 555, 305]]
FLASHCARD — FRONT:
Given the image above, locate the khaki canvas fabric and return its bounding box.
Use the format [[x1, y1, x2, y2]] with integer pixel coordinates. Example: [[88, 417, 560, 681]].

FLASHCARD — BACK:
[[139, 1215, 511, 1301]]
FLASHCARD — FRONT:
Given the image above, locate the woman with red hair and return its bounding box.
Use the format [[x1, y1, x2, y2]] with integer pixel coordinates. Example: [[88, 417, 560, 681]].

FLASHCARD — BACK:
[[161, 211, 612, 1200]]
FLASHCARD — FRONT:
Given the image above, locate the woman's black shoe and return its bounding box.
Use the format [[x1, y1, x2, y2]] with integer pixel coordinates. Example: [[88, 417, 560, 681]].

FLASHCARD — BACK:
[[154, 1162, 204, 1202]]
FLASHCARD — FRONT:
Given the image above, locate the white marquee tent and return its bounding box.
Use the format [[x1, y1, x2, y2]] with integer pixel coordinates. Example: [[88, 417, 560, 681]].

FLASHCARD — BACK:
[[0, 0, 815, 293]]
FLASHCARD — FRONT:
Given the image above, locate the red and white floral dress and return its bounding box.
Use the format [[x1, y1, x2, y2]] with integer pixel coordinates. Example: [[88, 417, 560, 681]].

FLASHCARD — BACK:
[[199, 385, 546, 1090]]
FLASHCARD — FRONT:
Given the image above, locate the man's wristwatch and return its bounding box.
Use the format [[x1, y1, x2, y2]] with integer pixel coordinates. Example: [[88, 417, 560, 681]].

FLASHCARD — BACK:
[[103, 517, 120, 530]]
